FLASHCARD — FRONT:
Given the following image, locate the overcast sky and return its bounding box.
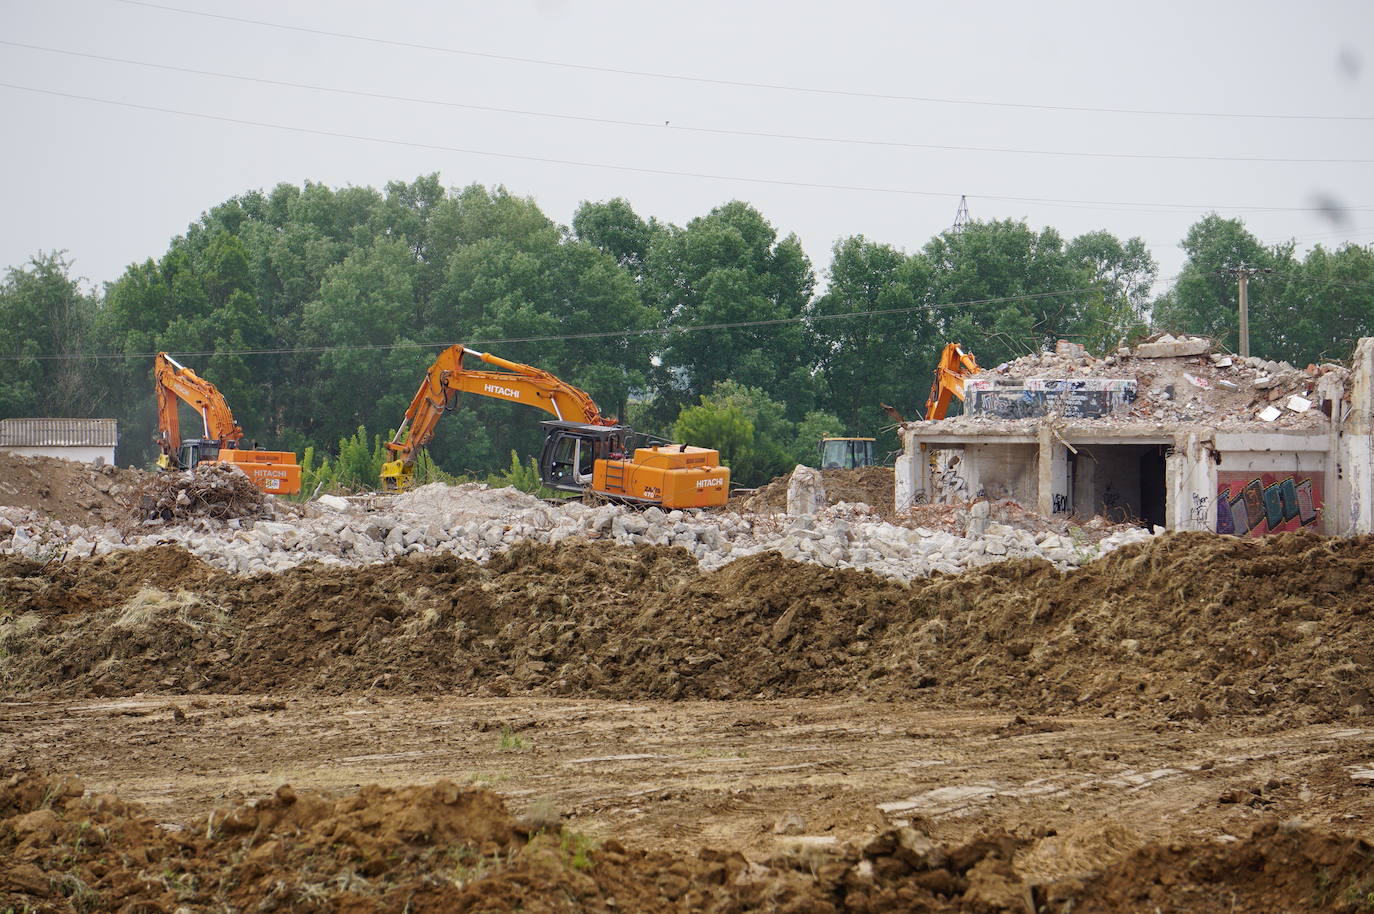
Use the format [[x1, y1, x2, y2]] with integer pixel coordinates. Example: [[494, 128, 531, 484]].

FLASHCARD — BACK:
[[2, 0, 1371, 294]]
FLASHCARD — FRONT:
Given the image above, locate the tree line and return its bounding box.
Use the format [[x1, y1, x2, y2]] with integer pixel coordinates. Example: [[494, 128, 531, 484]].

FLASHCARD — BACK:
[[2, 175, 1371, 486]]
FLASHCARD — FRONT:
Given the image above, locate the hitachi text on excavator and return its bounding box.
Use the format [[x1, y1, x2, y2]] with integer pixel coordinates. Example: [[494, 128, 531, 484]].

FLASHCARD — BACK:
[[380, 345, 730, 508]]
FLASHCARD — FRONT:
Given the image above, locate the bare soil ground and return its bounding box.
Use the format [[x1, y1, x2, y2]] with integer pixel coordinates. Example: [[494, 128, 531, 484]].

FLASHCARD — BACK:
[[5, 695, 1370, 861], [2, 697, 1371, 912], [2, 532, 1372, 911]]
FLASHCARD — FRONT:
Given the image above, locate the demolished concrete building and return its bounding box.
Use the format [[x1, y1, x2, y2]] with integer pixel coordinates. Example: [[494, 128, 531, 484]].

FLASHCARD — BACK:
[[895, 335, 1374, 536]]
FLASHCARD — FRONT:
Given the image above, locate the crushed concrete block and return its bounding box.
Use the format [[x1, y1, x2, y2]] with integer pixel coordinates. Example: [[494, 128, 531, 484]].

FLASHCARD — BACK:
[[965, 500, 991, 537], [315, 494, 351, 511], [785, 465, 826, 517], [613, 513, 648, 537]]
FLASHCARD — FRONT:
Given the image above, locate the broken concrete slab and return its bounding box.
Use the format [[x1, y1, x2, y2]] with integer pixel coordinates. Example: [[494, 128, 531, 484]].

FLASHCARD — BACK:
[[1133, 338, 1211, 358], [1286, 395, 1313, 413]]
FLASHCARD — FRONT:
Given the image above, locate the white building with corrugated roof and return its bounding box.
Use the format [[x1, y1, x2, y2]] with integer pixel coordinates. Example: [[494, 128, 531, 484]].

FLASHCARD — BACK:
[[0, 418, 118, 464]]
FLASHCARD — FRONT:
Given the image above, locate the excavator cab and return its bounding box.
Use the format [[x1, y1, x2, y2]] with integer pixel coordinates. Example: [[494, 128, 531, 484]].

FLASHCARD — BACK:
[[177, 438, 219, 470], [819, 437, 875, 469], [539, 423, 625, 490]]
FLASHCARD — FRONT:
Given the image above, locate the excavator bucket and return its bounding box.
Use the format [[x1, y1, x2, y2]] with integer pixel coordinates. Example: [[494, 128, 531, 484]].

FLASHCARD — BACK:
[[379, 459, 413, 493]]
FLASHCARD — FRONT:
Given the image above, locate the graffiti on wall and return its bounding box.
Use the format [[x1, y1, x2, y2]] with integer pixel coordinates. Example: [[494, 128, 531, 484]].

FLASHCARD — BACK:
[[1215, 471, 1322, 536], [966, 377, 1137, 419]]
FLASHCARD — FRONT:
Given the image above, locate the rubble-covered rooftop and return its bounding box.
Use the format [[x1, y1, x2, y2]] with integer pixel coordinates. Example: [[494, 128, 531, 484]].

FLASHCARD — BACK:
[[909, 333, 1349, 434]]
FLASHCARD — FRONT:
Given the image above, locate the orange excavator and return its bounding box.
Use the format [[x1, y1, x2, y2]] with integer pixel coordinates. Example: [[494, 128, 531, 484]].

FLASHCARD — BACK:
[[925, 342, 980, 420], [380, 345, 730, 508], [154, 352, 302, 495]]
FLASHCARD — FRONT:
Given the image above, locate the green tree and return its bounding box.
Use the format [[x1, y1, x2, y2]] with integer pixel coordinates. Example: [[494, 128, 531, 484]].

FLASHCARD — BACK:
[[922, 219, 1099, 366], [1269, 243, 1374, 363], [572, 197, 653, 277], [1066, 230, 1156, 350], [1152, 213, 1279, 351], [674, 381, 798, 486], [0, 253, 98, 416], [809, 235, 934, 434], [1153, 214, 1374, 365], [644, 202, 815, 426]]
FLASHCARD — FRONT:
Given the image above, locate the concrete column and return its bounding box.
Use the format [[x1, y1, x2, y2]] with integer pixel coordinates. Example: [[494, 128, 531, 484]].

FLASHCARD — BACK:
[[1166, 433, 1216, 531], [890, 428, 923, 514], [1037, 426, 1071, 515], [1344, 338, 1374, 534]]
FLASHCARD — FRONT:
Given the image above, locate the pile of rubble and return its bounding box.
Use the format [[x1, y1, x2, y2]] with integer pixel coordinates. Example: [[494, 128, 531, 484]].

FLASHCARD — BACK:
[[129, 464, 275, 526], [935, 334, 1349, 432], [0, 475, 1153, 581]]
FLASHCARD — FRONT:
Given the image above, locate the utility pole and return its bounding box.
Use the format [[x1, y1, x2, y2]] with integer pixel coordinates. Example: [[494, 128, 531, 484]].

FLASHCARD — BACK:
[[1215, 263, 1272, 358]]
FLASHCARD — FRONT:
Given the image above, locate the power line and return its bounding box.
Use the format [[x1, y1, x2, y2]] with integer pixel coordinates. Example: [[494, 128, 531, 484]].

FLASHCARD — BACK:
[[4, 81, 1369, 217], [103, 0, 1374, 123], [1266, 270, 1374, 293], [0, 288, 1098, 362], [6, 39, 1371, 167]]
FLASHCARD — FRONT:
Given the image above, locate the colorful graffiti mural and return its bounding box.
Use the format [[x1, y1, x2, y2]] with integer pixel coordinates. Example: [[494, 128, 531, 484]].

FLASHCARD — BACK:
[[1216, 471, 1322, 535]]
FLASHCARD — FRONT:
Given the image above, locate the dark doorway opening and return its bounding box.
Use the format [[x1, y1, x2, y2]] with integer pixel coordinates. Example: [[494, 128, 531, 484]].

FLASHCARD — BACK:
[[1072, 442, 1168, 529]]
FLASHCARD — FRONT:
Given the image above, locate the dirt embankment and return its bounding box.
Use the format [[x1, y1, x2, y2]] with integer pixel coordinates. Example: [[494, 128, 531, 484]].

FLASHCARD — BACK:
[[0, 452, 146, 527], [735, 465, 895, 513], [2, 769, 1370, 914], [2, 532, 1371, 724]]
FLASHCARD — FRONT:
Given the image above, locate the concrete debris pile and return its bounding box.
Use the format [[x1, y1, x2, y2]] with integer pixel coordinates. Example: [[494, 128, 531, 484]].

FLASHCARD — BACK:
[[900, 498, 1136, 542], [938, 334, 1349, 432], [130, 463, 274, 525], [0, 480, 1154, 580]]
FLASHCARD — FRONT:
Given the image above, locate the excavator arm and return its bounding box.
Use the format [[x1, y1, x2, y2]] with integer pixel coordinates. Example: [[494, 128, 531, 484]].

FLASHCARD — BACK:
[[381, 345, 615, 490], [154, 352, 245, 459], [924, 343, 980, 420]]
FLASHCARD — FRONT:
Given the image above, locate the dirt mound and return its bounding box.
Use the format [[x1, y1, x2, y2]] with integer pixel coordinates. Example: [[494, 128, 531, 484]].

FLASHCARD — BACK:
[[737, 465, 895, 513], [3, 769, 1369, 913], [3, 533, 1372, 724], [1060, 820, 1374, 913], [130, 463, 270, 525], [0, 451, 145, 526]]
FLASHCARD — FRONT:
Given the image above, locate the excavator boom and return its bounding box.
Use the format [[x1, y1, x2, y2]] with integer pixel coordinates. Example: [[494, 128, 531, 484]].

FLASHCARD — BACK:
[[925, 343, 980, 420], [153, 352, 300, 495], [382, 345, 615, 487], [154, 353, 245, 452]]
